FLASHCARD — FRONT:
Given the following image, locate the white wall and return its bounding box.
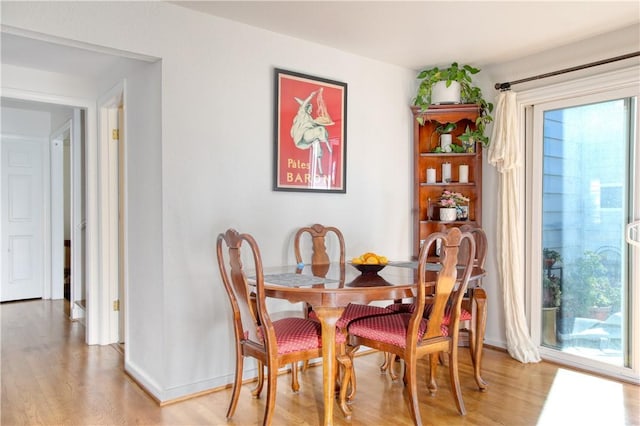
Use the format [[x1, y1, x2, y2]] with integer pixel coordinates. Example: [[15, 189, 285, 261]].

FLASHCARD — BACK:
[[1, 1, 415, 401], [1, 106, 51, 138]]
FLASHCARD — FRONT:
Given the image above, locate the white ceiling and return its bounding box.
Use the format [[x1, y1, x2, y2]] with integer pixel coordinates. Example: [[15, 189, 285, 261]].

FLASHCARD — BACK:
[[1, 1, 637, 115], [174, 0, 640, 70]]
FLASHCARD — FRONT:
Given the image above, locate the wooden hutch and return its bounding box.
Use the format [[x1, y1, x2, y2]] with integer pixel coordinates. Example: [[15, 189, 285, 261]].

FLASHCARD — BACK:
[[412, 104, 483, 258]]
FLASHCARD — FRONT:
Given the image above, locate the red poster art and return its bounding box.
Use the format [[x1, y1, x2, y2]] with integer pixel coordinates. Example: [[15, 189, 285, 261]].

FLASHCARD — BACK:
[[274, 69, 347, 193]]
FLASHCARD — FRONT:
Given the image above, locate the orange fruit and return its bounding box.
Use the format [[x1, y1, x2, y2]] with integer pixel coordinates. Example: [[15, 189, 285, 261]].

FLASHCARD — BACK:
[[365, 256, 379, 265]]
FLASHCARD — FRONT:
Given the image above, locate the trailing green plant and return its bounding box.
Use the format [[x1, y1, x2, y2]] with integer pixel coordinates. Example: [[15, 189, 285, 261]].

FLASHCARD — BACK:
[[435, 122, 456, 134]]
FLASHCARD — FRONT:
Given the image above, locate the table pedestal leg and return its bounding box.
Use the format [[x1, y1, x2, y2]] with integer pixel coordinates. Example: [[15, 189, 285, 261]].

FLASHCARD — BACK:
[[313, 306, 344, 426]]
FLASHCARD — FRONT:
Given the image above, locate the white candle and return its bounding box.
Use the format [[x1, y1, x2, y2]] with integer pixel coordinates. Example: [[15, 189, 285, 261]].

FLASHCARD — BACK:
[[442, 162, 451, 183], [426, 168, 436, 183], [459, 164, 469, 183]]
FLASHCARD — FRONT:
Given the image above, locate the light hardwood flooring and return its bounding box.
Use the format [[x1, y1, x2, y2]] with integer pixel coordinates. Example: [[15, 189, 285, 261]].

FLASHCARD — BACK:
[[2, 299, 639, 425]]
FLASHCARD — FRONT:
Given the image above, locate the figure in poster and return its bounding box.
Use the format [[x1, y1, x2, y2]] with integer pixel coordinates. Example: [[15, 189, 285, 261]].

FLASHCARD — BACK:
[[290, 88, 334, 176]]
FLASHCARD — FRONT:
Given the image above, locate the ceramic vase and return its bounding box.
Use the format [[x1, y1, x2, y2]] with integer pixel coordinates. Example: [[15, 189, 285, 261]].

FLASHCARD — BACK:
[[439, 207, 457, 222]]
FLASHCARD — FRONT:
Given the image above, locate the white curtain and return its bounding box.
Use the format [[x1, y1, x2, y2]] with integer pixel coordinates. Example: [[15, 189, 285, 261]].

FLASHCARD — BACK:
[[488, 91, 541, 363]]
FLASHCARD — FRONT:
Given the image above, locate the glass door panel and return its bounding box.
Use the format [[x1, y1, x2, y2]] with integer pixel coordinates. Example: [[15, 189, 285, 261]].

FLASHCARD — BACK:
[[539, 97, 635, 370]]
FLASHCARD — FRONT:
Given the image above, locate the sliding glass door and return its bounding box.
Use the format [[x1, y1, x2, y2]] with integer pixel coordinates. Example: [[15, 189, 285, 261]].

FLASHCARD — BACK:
[[530, 85, 638, 381]]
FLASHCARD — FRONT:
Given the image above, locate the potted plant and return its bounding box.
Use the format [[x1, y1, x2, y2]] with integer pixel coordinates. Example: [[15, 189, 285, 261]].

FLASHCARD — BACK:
[[543, 275, 562, 308], [432, 122, 456, 152], [542, 274, 561, 345], [439, 190, 469, 221], [543, 248, 562, 269], [563, 251, 620, 319], [413, 62, 494, 146]]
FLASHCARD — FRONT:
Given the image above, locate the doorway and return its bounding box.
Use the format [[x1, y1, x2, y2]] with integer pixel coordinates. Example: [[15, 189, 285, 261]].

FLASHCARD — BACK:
[[526, 73, 639, 382]]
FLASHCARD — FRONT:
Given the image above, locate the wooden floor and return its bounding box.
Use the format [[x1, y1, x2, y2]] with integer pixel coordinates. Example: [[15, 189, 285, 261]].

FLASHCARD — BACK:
[[2, 300, 639, 425]]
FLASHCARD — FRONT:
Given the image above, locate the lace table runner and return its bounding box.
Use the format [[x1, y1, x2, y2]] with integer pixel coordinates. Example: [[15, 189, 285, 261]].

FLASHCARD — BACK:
[[259, 273, 338, 287]]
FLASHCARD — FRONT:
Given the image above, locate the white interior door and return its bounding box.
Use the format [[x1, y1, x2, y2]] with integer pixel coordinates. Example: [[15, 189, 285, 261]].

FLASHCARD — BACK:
[[1, 137, 44, 301]]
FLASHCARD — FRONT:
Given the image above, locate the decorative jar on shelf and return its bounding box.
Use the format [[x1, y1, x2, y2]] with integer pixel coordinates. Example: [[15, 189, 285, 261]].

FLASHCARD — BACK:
[[456, 205, 469, 221], [439, 207, 457, 222]]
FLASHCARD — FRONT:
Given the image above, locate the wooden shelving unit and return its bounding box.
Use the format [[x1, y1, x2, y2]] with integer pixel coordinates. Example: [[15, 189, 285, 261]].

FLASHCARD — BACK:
[[412, 104, 483, 258]]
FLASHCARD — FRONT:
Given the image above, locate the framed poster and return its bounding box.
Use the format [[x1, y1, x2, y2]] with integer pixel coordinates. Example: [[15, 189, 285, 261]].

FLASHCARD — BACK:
[[273, 68, 347, 193]]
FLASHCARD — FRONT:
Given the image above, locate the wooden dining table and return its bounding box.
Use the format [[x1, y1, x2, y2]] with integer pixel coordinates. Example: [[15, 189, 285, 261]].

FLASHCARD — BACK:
[[259, 261, 486, 426]]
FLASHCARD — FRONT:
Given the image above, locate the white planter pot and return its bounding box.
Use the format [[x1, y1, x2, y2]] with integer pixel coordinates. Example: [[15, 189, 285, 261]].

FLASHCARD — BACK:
[[439, 207, 457, 222], [440, 134, 452, 152], [432, 81, 461, 105]]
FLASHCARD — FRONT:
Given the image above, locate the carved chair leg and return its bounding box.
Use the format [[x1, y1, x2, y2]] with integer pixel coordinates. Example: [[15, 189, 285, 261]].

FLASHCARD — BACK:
[[448, 347, 466, 415], [381, 352, 400, 380], [405, 355, 422, 426], [227, 353, 244, 418], [264, 364, 278, 426], [427, 352, 438, 395], [389, 353, 399, 381], [380, 352, 392, 372], [337, 352, 353, 419], [251, 360, 264, 398], [291, 362, 300, 393], [473, 288, 488, 391], [344, 344, 360, 401]]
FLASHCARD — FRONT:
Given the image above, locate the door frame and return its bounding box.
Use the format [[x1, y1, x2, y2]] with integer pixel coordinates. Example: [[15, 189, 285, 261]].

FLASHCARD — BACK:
[[70, 109, 85, 321], [97, 81, 126, 345], [49, 120, 71, 301], [1, 88, 106, 344], [519, 66, 640, 383]]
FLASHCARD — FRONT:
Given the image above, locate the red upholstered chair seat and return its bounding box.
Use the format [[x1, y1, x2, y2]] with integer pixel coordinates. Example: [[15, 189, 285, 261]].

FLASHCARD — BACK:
[[385, 302, 472, 325], [347, 313, 448, 348], [309, 302, 392, 330], [259, 317, 345, 353]]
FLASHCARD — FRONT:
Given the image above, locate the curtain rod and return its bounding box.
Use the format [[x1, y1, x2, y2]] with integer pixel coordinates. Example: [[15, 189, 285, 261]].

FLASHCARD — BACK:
[[494, 51, 640, 91]]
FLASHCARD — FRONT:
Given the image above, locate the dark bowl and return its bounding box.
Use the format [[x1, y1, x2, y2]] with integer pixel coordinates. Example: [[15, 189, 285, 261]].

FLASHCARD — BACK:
[[350, 263, 386, 274]]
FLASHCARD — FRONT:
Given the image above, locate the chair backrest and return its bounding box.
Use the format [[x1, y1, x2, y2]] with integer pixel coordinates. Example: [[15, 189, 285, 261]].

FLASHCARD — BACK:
[[411, 227, 476, 342], [294, 224, 345, 264], [459, 225, 487, 268], [216, 229, 275, 354], [294, 224, 345, 276]]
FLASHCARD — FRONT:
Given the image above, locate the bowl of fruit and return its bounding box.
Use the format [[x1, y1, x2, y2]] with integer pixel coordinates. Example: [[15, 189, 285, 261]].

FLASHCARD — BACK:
[[350, 252, 388, 274]]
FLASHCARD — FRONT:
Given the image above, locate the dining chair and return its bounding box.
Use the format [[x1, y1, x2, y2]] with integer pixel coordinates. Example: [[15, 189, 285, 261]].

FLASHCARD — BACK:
[[340, 227, 475, 425], [294, 223, 392, 398], [382, 225, 488, 390], [216, 229, 346, 425]]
